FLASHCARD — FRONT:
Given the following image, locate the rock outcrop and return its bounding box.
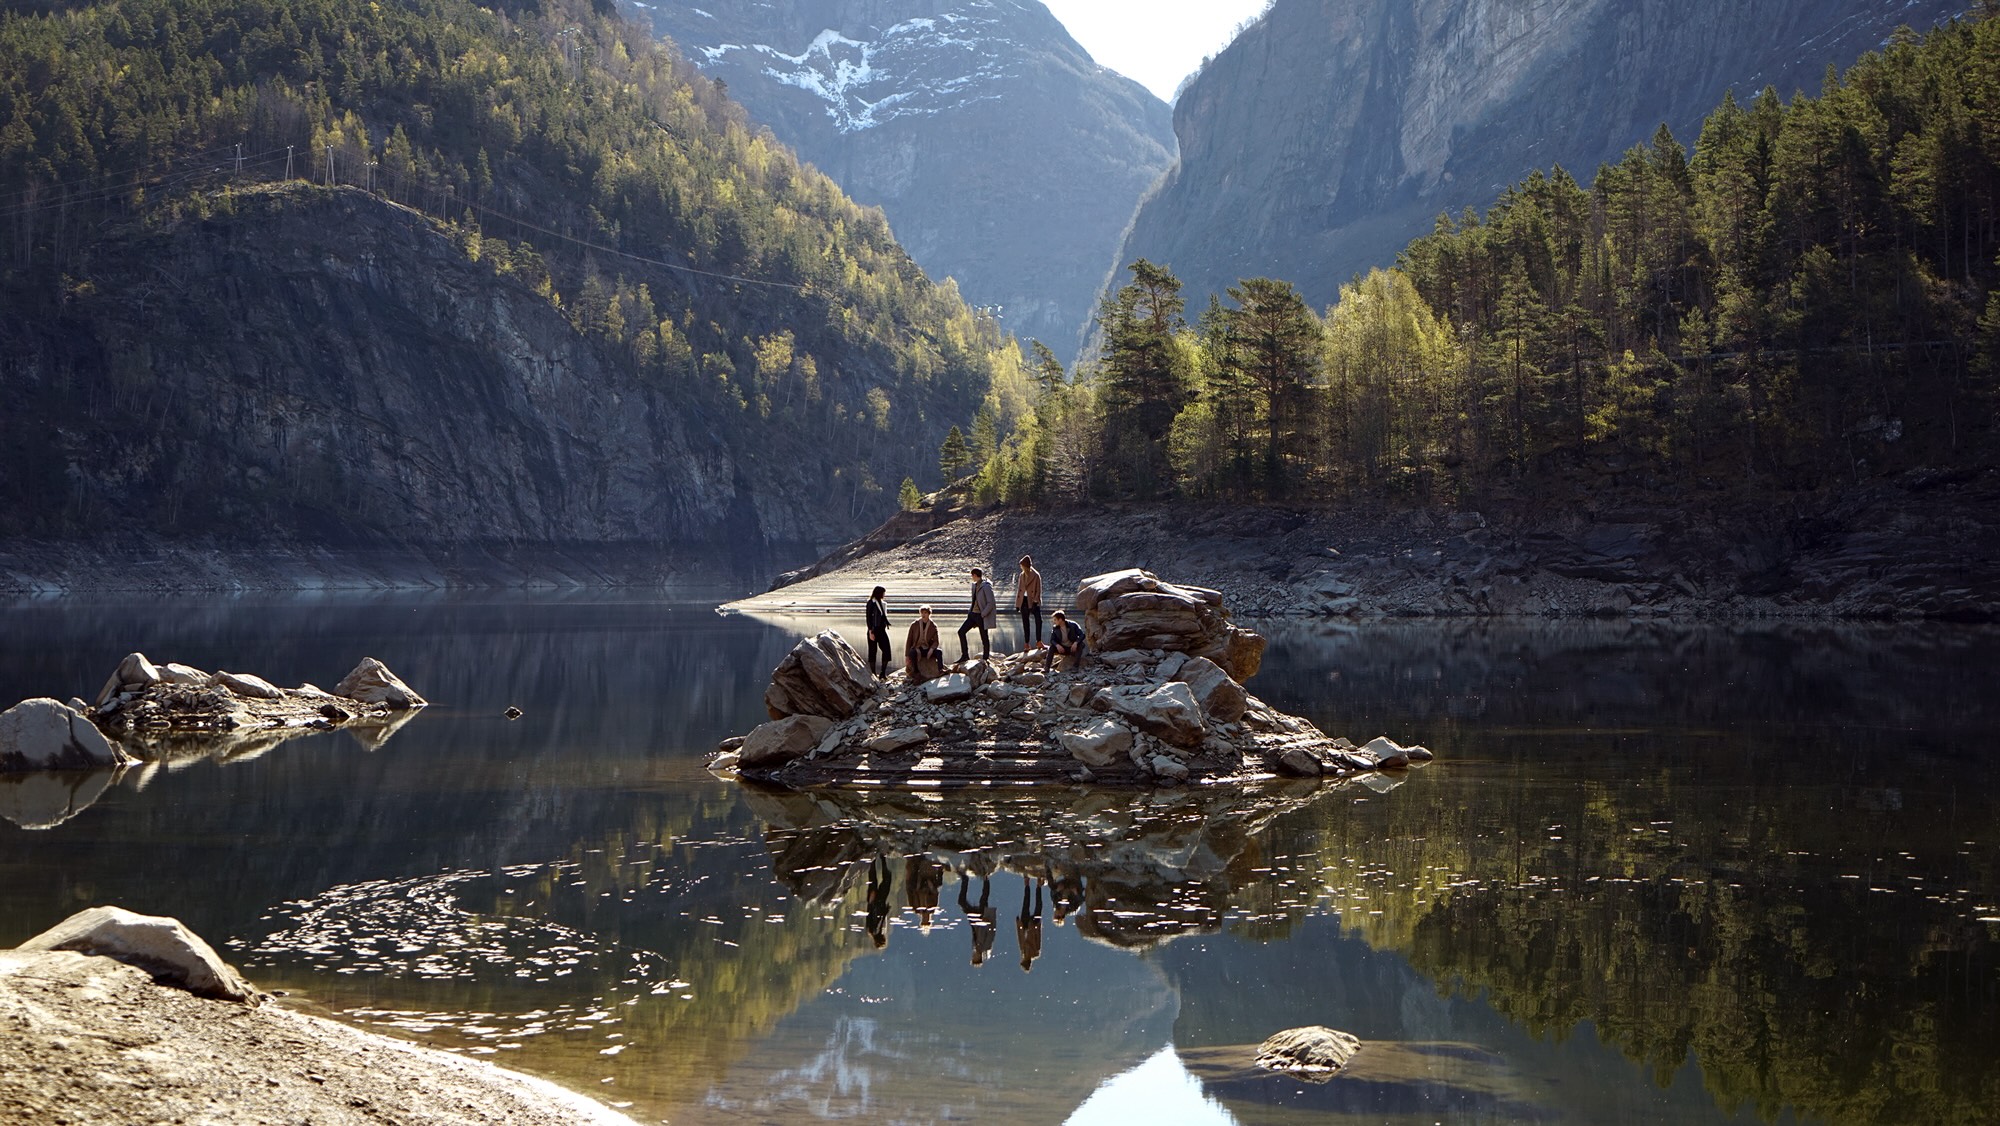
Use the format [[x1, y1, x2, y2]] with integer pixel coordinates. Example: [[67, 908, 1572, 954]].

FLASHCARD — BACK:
[[73, 653, 426, 761], [718, 573, 1431, 787], [17, 906, 259, 1004], [0, 698, 136, 773]]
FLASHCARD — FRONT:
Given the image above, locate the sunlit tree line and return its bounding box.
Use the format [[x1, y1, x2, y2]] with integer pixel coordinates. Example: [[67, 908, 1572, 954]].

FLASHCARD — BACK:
[[961, 10, 2000, 506]]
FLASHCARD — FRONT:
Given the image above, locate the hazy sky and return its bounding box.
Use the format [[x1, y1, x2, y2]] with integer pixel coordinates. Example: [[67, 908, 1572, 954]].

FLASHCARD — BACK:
[[1040, 0, 1271, 102]]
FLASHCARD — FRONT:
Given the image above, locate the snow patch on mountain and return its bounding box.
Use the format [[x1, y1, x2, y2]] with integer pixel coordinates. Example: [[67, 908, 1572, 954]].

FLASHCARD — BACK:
[[695, 10, 1021, 132]]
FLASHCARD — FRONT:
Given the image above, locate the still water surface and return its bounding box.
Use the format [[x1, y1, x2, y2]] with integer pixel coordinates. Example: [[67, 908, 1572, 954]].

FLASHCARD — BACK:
[[1, 596, 1996, 1125]]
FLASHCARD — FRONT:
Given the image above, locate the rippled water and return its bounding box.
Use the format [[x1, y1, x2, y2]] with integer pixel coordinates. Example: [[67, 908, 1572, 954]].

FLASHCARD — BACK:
[[2, 596, 1997, 1125]]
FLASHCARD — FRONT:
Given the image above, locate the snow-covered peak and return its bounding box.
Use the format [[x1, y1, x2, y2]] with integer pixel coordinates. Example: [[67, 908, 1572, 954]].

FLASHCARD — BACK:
[[689, 7, 1025, 132]]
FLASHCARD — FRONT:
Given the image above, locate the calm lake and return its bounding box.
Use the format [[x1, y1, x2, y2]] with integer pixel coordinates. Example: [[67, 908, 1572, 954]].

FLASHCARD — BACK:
[[2, 595, 1997, 1125]]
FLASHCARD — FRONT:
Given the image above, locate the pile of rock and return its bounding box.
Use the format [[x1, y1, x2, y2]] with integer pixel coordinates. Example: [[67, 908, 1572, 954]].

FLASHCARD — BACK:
[[0, 653, 427, 772], [713, 569, 1431, 788]]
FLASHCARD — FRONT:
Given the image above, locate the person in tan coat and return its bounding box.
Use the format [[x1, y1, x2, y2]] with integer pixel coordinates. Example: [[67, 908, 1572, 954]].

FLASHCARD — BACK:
[[1014, 554, 1043, 652], [905, 605, 943, 682]]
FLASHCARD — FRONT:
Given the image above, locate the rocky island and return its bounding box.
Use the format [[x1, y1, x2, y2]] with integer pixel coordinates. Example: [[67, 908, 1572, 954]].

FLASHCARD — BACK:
[[712, 569, 1432, 788]]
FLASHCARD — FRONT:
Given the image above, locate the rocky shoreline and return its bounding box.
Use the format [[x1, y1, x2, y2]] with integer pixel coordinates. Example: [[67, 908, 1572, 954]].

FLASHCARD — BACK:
[[714, 569, 1433, 788], [724, 477, 2000, 622], [0, 909, 636, 1126]]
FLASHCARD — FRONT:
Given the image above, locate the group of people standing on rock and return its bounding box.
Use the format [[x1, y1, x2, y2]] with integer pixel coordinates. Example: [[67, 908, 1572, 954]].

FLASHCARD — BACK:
[[863, 555, 1086, 682]]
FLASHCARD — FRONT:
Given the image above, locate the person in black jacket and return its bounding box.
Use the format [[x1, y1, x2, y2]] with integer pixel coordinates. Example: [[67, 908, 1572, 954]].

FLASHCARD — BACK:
[[865, 586, 893, 676], [1044, 609, 1086, 672]]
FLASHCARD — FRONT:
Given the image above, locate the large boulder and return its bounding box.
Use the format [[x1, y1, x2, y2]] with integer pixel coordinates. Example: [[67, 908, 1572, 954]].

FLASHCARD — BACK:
[[764, 631, 877, 720], [0, 699, 136, 773], [1076, 568, 1264, 681], [1172, 656, 1248, 723], [333, 658, 427, 709], [17, 906, 258, 1003], [1255, 1025, 1361, 1081], [738, 714, 835, 769], [1060, 717, 1134, 768], [1095, 682, 1207, 748], [924, 673, 974, 703]]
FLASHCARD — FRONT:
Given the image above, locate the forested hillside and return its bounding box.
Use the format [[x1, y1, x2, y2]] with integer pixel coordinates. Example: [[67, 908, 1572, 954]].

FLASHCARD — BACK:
[[970, 12, 2000, 508], [0, 0, 1012, 575]]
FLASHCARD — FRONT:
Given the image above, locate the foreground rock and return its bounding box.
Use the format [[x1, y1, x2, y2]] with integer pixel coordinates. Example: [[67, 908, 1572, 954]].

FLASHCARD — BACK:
[[0, 912, 638, 1126], [716, 571, 1431, 788], [18, 906, 257, 1003], [0, 698, 136, 772]]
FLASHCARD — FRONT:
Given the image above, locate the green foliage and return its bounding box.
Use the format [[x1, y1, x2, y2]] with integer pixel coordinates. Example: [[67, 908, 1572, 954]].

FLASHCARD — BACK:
[[960, 12, 1999, 509], [897, 476, 921, 511], [0, 0, 1007, 536], [937, 425, 969, 482]]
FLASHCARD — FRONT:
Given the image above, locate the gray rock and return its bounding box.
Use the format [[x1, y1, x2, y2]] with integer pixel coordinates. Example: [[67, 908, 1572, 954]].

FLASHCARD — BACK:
[[763, 631, 875, 721], [157, 663, 210, 686], [18, 906, 258, 1003], [961, 659, 999, 690], [1098, 682, 1207, 747], [1256, 1025, 1361, 1080], [1154, 652, 1188, 681], [1173, 656, 1248, 723], [1148, 754, 1190, 782], [1095, 649, 1155, 667], [708, 750, 742, 774], [333, 658, 427, 709], [215, 671, 285, 701], [1060, 717, 1134, 768], [716, 735, 747, 753], [117, 652, 163, 691], [738, 714, 834, 769], [1361, 735, 1414, 769], [1012, 671, 1047, 688], [1277, 748, 1324, 777], [924, 674, 974, 704], [865, 726, 932, 754], [0, 699, 135, 773], [1065, 684, 1092, 708]]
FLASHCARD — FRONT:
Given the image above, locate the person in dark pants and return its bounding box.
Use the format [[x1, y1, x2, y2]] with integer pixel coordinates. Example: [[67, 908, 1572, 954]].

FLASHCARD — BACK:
[[1044, 609, 1086, 672], [865, 585, 893, 676], [956, 567, 996, 663], [959, 869, 996, 967], [1015, 554, 1043, 653]]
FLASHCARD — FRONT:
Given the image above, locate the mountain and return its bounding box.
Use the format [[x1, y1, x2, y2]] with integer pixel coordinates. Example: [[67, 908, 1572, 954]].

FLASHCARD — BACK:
[[0, 0, 1010, 585], [1116, 0, 1969, 312], [627, 0, 1176, 355]]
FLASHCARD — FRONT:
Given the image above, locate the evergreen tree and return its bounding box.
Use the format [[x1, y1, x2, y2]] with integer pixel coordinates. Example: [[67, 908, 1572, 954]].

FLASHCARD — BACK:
[[1094, 259, 1189, 497]]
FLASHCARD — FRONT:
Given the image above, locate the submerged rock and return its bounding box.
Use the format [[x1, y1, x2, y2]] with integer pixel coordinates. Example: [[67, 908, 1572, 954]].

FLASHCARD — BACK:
[[1256, 1025, 1362, 1081], [739, 715, 834, 769], [18, 906, 258, 1003], [0, 698, 136, 773]]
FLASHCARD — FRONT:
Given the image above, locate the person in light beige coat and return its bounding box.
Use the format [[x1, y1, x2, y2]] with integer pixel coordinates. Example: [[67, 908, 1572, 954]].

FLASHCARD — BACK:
[[1014, 554, 1043, 653]]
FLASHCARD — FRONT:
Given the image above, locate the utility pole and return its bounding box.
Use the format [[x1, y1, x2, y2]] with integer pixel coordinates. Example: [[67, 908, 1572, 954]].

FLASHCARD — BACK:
[[234, 143, 243, 176], [285, 145, 294, 179], [324, 144, 334, 187]]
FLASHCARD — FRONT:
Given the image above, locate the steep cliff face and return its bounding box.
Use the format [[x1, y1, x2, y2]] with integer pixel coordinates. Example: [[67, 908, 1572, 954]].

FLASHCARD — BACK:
[[1119, 0, 1967, 310], [632, 0, 1176, 353], [0, 188, 835, 575]]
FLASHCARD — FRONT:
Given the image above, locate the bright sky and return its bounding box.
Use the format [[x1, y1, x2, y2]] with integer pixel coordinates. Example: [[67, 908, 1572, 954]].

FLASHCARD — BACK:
[[1041, 0, 1272, 102]]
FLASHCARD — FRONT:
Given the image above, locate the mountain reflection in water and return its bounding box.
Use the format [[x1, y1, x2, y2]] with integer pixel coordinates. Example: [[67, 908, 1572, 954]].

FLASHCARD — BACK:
[[1, 599, 1996, 1124]]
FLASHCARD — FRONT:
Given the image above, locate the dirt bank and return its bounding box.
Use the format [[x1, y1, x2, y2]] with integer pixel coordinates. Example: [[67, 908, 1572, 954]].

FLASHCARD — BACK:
[[0, 950, 636, 1126], [723, 477, 2000, 622]]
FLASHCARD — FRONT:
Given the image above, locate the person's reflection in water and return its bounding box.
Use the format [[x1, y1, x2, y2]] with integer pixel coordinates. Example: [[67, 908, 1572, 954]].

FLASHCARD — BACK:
[[1048, 863, 1085, 926], [1016, 874, 1043, 973], [904, 853, 944, 932], [958, 869, 996, 966], [863, 855, 893, 950]]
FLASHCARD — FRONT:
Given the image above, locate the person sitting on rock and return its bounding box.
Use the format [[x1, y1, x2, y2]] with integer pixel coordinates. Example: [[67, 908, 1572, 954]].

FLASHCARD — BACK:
[[905, 852, 944, 932], [865, 586, 894, 677], [1044, 609, 1086, 672], [1015, 555, 1043, 653], [957, 567, 997, 663], [905, 605, 944, 682]]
